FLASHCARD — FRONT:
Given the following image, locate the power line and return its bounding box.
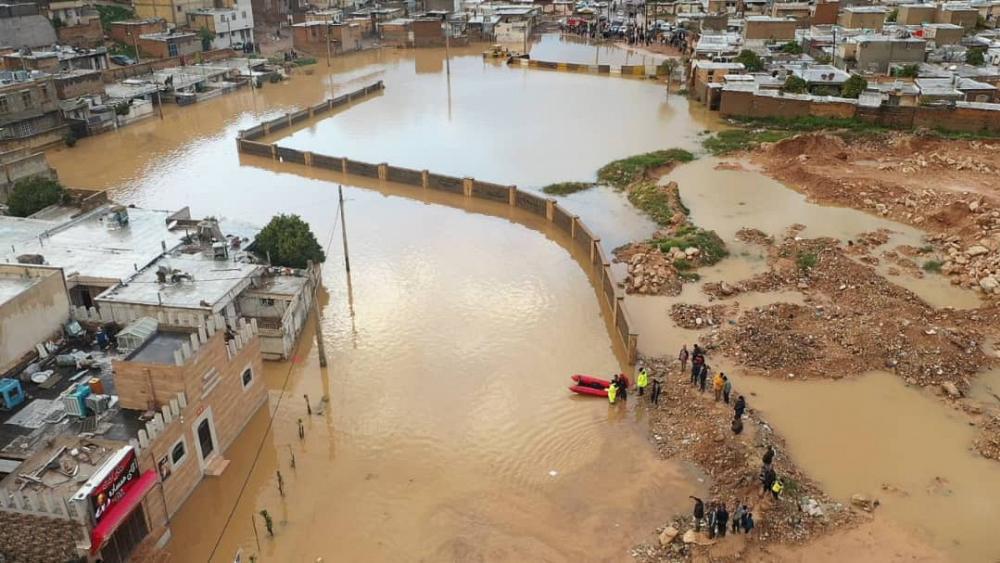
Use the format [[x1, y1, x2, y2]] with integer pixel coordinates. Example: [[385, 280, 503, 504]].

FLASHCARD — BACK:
[[205, 201, 341, 561]]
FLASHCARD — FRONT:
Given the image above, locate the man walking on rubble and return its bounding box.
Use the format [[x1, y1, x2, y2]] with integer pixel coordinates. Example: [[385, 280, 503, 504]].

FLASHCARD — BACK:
[[698, 363, 709, 393], [689, 496, 705, 532], [679, 344, 689, 373]]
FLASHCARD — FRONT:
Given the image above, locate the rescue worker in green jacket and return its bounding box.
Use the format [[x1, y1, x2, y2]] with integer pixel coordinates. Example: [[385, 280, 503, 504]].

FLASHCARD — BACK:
[[636, 367, 649, 396], [607, 382, 618, 404]]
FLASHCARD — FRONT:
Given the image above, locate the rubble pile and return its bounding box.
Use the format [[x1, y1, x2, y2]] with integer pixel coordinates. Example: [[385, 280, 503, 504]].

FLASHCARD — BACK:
[[617, 244, 683, 296], [755, 133, 1000, 296], [702, 237, 994, 386], [669, 303, 733, 329], [974, 415, 1000, 462], [632, 356, 853, 562], [735, 228, 773, 246]]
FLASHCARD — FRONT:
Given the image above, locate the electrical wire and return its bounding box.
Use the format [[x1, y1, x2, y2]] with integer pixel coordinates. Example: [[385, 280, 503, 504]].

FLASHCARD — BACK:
[[205, 196, 342, 561]]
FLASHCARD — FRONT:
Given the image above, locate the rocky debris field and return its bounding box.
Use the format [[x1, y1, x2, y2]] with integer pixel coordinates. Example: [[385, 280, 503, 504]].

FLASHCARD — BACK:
[[700, 235, 997, 388], [973, 414, 1000, 462], [631, 356, 854, 562], [615, 182, 728, 296], [669, 303, 734, 329], [752, 133, 1000, 297]]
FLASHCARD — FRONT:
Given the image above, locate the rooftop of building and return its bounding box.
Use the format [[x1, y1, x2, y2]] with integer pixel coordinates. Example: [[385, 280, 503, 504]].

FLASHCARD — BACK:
[[843, 5, 890, 13], [244, 268, 310, 297], [110, 18, 166, 25], [0, 205, 188, 285], [693, 59, 746, 69], [127, 328, 193, 364], [789, 63, 851, 82], [915, 77, 966, 95], [139, 30, 198, 41], [0, 275, 38, 305], [95, 249, 261, 312], [3, 45, 107, 60], [746, 15, 796, 21]]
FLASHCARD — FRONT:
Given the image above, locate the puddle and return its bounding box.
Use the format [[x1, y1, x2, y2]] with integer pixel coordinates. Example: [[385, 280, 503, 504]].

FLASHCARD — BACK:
[[665, 158, 982, 309], [730, 370, 1000, 562]]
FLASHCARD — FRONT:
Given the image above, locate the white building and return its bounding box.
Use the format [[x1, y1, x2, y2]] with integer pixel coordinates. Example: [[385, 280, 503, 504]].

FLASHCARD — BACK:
[[187, 0, 255, 50]]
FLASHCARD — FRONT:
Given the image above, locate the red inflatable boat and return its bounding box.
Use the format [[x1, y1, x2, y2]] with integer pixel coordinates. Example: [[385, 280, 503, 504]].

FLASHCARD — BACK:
[[569, 374, 612, 397]]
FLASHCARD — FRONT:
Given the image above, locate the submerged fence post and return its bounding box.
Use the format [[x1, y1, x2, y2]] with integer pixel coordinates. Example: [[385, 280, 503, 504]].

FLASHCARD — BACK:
[[508, 186, 517, 207]]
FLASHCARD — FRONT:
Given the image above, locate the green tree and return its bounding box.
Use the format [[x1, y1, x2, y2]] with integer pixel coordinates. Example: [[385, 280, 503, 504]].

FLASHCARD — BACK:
[[254, 214, 325, 269], [966, 48, 985, 66], [734, 49, 764, 72], [6, 177, 66, 217], [198, 26, 216, 51], [95, 5, 135, 32], [840, 74, 868, 98], [893, 64, 919, 78], [886, 8, 898, 22], [782, 75, 808, 93], [779, 42, 803, 55]]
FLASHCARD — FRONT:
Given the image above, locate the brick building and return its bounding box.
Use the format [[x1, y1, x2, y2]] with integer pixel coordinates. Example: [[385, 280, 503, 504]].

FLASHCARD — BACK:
[[838, 5, 889, 29], [137, 31, 201, 59], [109, 19, 167, 45], [898, 3, 937, 25], [743, 15, 797, 40], [291, 21, 363, 54]]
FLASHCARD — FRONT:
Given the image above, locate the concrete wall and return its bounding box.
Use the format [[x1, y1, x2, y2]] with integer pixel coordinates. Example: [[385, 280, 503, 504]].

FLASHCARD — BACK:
[[0, 265, 70, 374], [99, 48, 237, 82], [719, 88, 1000, 134], [899, 5, 936, 25], [0, 15, 57, 49], [55, 19, 103, 48], [53, 71, 104, 99], [1, 150, 56, 201], [744, 19, 796, 40]]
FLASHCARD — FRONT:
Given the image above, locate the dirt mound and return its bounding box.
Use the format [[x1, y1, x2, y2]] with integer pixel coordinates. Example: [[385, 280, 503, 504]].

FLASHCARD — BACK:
[[670, 303, 733, 329], [768, 134, 847, 159]]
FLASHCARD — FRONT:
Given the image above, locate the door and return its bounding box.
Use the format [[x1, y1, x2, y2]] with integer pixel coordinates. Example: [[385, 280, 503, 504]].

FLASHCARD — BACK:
[[197, 418, 215, 459]]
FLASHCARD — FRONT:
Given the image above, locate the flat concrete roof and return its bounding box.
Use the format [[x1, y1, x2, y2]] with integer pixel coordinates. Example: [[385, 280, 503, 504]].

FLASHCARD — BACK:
[[97, 253, 260, 311], [245, 273, 308, 297], [128, 330, 190, 364], [0, 206, 186, 285], [0, 276, 37, 305]]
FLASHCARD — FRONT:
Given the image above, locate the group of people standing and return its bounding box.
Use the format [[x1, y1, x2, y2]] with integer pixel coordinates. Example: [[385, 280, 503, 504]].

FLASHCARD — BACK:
[[688, 496, 754, 538], [679, 344, 748, 435], [606, 366, 662, 405]]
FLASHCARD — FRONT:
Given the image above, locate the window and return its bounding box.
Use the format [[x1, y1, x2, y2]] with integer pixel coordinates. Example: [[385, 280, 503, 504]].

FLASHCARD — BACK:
[[0, 96, 8, 113], [168, 42, 178, 57], [39, 85, 48, 101], [241, 367, 254, 389], [171, 439, 187, 466], [260, 297, 275, 306], [20, 91, 32, 108], [176, 5, 182, 11], [242, 10, 246, 18]]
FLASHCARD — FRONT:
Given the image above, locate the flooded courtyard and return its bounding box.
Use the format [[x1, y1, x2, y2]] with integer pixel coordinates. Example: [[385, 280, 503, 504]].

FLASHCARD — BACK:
[[45, 35, 1000, 562]]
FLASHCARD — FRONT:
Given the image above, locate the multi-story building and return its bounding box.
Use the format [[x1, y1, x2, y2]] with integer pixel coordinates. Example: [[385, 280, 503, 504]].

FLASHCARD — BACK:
[[936, 3, 979, 29], [1, 46, 110, 73], [898, 3, 937, 25], [838, 35, 927, 72], [292, 21, 363, 54], [133, 0, 210, 26], [743, 15, 797, 40], [138, 30, 201, 58], [109, 18, 168, 45], [187, 0, 255, 50], [47, 0, 103, 48], [0, 74, 67, 151], [838, 5, 889, 29]]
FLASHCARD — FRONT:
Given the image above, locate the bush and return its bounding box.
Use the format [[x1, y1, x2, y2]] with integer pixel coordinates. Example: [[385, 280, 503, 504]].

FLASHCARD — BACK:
[[796, 251, 818, 271], [893, 64, 919, 78], [886, 8, 898, 22], [734, 49, 764, 72], [596, 149, 695, 189], [840, 75, 868, 99], [654, 225, 728, 265], [702, 128, 790, 155], [779, 42, 803, 55], [95, 5, 134, 32], [6, 177, 66, 217], [922, 259, 943, 273], [541, 182, 594, 195], [254, 214, 325, 269], [966, 48, 985, 66], [782, 75, 808, 94]]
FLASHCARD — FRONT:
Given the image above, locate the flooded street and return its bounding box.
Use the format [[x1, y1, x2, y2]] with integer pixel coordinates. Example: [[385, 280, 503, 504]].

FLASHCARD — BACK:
[[43, 35, 1000, 562], [47, 38, 703, 561]]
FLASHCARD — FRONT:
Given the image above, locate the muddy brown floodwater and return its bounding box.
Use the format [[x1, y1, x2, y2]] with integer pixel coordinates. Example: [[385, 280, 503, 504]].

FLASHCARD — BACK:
[[46, 38, 707, 561], [45, 35, 1000, 562]]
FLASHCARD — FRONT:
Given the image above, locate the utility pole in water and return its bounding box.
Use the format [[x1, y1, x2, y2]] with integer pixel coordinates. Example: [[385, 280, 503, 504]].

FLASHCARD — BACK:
[[339, 185, 351, 273]]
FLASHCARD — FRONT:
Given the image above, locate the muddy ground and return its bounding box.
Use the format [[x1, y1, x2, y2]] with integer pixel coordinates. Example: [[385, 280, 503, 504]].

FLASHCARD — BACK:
[[631, 131, 1000, 561]]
